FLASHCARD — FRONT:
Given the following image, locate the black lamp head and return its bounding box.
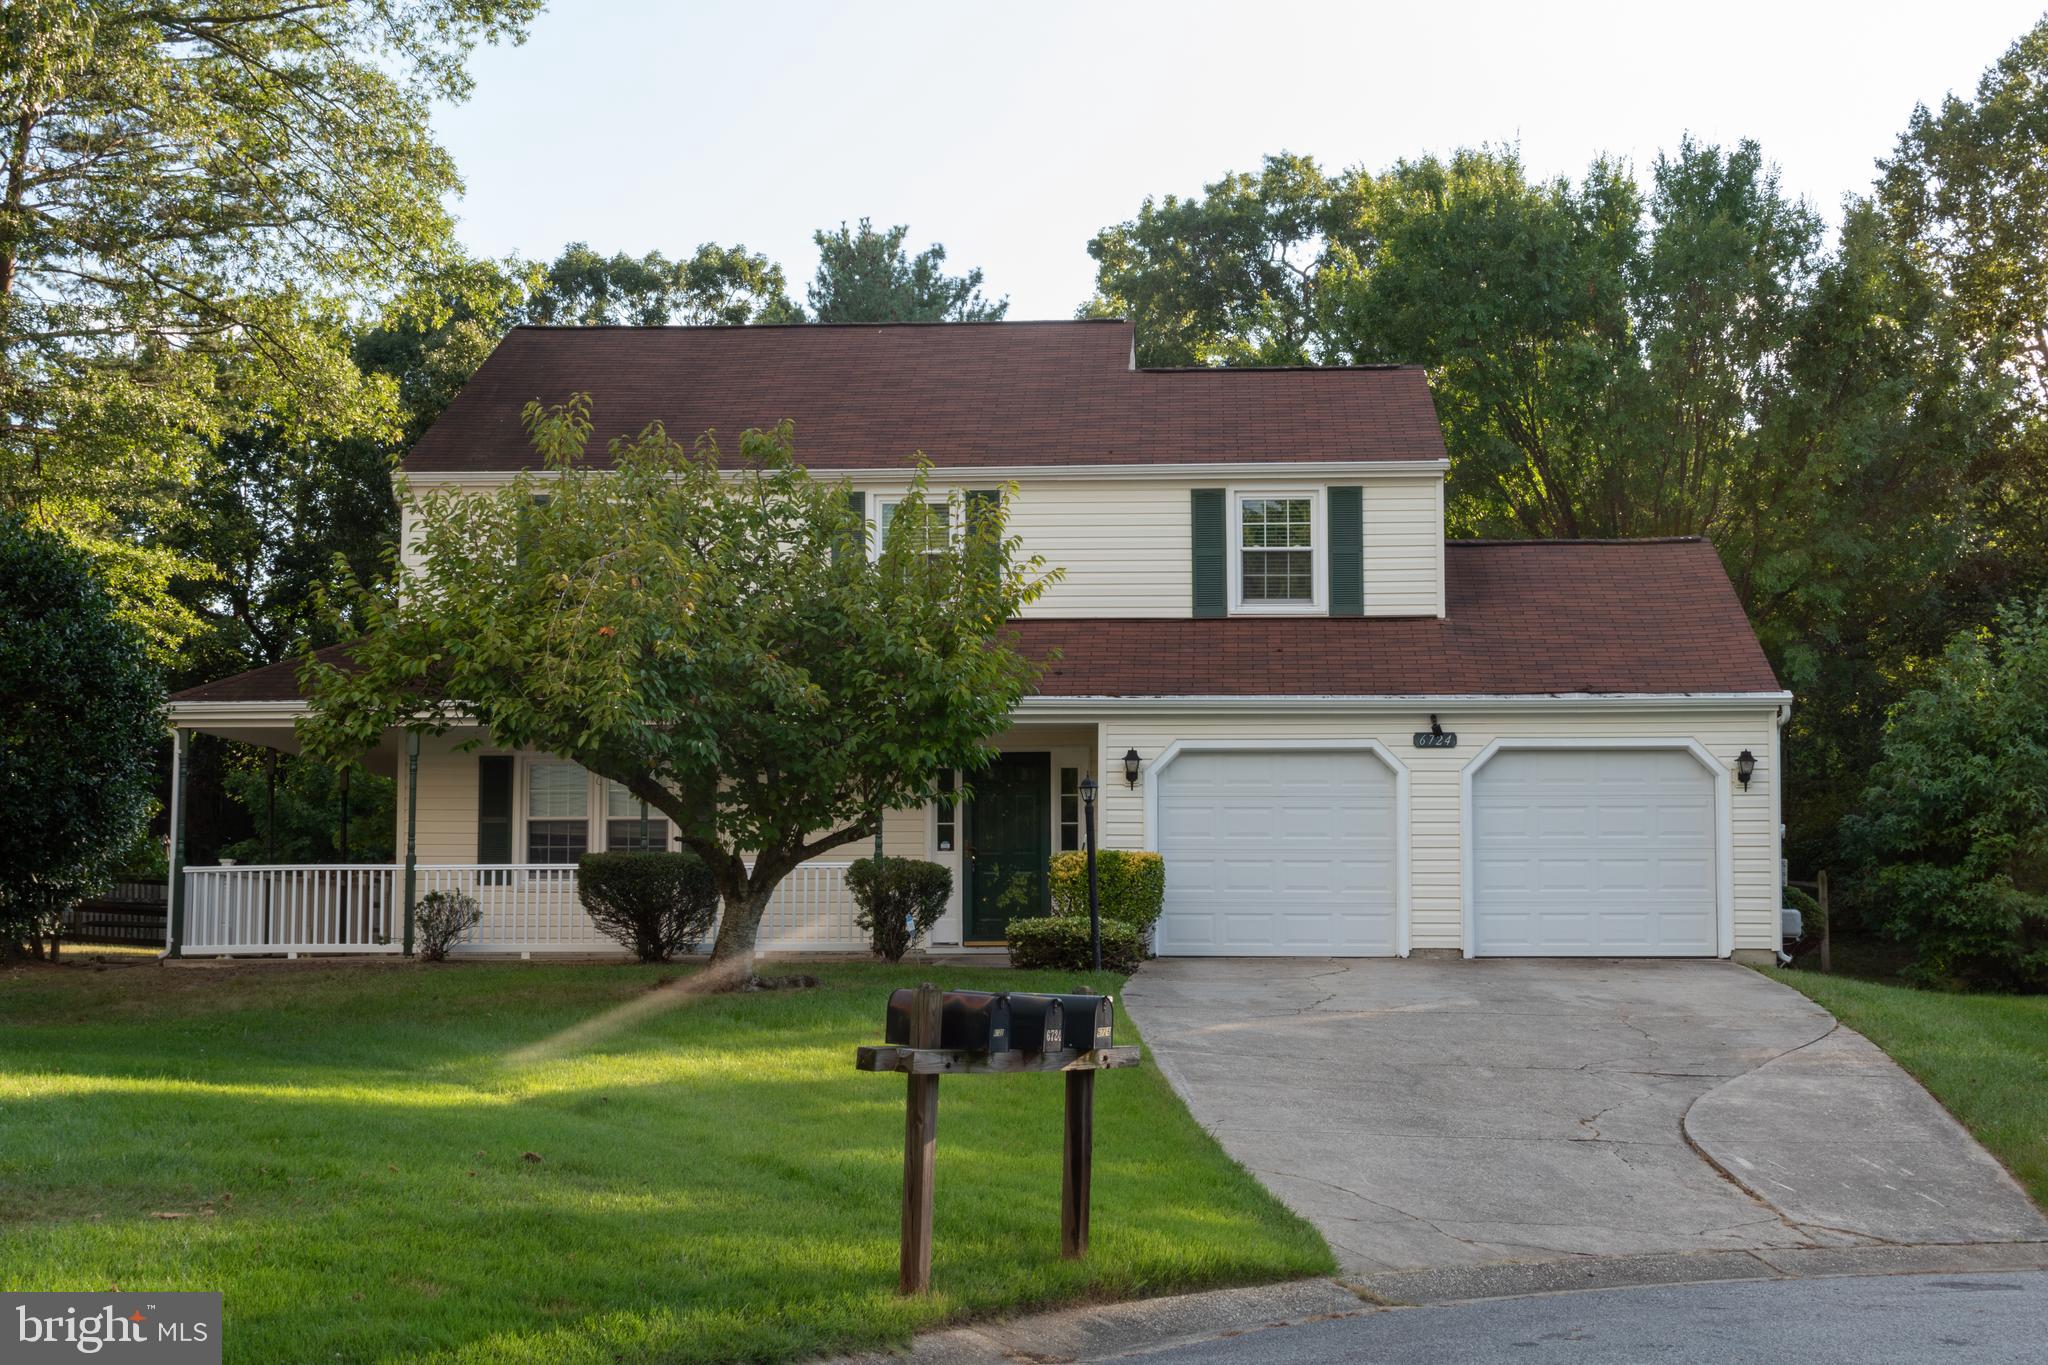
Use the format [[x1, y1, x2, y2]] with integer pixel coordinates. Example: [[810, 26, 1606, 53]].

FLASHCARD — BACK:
[[1122, 747, 1142, 788], [1079, 773, 1097, 805], [1736, 749, 1757, 790]]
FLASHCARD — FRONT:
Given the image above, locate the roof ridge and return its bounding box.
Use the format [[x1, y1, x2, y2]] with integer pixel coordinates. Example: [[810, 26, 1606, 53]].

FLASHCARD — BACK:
[[1138, 363, 1425, 374], [507, 318, 1130, 332], [1447, 536, 1708, 548]]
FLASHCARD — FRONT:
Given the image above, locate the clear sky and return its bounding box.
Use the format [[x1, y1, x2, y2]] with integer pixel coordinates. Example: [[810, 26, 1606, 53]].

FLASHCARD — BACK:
[[433, 1, 2043, 320]]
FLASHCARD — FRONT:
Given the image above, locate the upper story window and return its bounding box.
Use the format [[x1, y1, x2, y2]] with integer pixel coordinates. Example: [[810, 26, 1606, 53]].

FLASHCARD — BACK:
[[875, 497, 952, 562], [1232, 490, 1323, 613]]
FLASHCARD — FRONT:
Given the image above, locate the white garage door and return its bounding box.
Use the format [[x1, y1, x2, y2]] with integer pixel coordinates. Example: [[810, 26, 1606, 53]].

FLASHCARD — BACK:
[[1472, 748, 1717, 956], [1156, 749, 1399, 956]]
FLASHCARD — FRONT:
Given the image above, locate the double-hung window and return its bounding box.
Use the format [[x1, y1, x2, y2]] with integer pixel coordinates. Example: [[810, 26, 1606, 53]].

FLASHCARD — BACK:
[[604, 781, 672, 853], [1232, 490, 1322, 612], [526, 760, 590, 864], [876, 497, 952, 564]]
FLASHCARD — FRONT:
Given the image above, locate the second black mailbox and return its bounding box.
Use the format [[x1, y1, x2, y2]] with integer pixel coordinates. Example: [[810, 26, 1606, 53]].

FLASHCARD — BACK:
[[1008, 993, 1115, 1053]]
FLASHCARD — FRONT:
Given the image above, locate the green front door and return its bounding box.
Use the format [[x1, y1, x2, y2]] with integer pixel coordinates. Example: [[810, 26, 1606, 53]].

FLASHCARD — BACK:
[[966, 751, 1051, 943]]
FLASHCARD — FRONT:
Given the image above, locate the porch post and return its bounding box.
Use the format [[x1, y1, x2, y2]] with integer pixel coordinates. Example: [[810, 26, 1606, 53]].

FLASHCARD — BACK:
[[402, 730, 420, 957], [165, 728, 188, 958], [338, 766, 351, 862]]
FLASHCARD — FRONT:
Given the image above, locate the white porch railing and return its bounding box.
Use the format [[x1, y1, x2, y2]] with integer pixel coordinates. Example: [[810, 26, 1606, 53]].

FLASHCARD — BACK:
[[175, 861, 862, 957]]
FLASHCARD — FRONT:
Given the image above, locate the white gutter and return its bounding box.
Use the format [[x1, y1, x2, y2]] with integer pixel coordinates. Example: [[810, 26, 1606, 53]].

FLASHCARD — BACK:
[[1015, 692, 1795, 715], [396, 458, 1450, 494], [175, 689, 1794, 728]]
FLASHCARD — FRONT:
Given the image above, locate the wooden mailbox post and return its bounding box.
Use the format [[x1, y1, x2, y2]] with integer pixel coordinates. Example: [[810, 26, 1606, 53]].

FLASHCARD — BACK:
[[856, 983, 1141, 1295]]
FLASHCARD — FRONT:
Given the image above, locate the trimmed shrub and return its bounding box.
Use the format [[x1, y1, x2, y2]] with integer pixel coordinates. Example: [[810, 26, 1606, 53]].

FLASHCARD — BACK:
[[578, 852, 718, 962], [1048, 849, 1165, 931], [847, 856, 952, 963], [415, 890, 480, 962], [1005, 915, 1142, 974]]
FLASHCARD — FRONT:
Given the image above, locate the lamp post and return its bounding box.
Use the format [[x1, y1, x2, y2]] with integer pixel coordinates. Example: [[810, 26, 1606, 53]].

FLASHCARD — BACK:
[[1080, 774, 1100, 972]]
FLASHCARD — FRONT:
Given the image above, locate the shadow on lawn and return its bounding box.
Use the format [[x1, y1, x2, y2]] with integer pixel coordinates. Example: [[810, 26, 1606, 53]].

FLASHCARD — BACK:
[[0, 962, 1329, 1363]]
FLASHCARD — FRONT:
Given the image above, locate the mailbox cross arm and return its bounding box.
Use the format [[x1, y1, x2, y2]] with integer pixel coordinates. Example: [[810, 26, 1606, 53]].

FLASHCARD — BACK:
[[855, 1045, 1142, 1075]]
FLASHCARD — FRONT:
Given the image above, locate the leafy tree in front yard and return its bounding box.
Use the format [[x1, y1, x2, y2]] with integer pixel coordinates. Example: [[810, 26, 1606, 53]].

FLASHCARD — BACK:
[[300, 395, 1058, 970], [0, 519, 163, 958], [1843, 598, 2048, 991]]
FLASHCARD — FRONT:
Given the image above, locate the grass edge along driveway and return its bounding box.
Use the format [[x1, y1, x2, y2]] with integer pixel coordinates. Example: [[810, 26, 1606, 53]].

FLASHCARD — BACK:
[[1766, 967, 2048, 1212], [0, 960, 1332, 1363]]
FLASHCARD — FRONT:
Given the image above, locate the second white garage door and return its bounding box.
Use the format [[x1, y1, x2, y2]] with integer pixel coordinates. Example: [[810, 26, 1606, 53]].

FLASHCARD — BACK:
[[1471, 747, 1719, 956], [1156, 749, 1399, 956]]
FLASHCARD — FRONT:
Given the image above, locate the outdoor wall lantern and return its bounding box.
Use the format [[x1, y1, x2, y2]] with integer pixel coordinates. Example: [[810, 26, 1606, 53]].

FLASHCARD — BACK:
[[1122, 747, 1142, 788], [1736, 749, 1757, 791]]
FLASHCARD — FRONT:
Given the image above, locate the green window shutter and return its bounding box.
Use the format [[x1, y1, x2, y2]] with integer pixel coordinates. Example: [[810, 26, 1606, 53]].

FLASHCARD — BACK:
[[477, 755, 514, 864], [1191, 488, 1226, 618], [833, 489, 866, 565], [1328, 486, 1364, 616], [965, 489, 999, 573]]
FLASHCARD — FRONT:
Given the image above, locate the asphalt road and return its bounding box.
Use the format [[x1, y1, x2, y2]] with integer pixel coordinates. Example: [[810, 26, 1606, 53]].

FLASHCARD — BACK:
[[1140, 1272, 2048, 1365]]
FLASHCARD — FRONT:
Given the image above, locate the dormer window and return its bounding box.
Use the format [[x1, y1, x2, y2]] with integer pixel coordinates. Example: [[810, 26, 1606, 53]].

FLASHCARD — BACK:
[[1231, 489, 1323, 613]]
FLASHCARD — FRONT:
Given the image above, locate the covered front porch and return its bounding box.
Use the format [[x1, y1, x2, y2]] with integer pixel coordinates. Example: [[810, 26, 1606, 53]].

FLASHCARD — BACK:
[[163, 672, 1101, 957]]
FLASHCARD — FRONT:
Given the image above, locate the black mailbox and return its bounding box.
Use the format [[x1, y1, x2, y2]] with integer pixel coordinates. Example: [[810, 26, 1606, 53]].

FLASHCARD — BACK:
[[885, 988, 1013, 1052], [1006, 994, 1066, 1053], [1008, 993, 1115, 1053]]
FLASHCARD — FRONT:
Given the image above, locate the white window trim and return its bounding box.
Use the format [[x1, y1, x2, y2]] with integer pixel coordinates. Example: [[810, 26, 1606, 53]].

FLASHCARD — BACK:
[[519, 756, 594, 865], [517, 759, 676, 858], [1227, 486, 1326, 615], [868, 489, 963, 561]]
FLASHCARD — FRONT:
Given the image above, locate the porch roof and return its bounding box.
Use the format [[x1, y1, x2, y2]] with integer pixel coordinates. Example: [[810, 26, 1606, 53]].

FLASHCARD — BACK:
[[169, 539, 1782, 714]]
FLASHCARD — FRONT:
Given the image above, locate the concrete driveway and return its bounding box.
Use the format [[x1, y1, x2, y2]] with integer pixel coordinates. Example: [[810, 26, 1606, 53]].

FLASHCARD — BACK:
[[1123, 958, 2047, 1278]]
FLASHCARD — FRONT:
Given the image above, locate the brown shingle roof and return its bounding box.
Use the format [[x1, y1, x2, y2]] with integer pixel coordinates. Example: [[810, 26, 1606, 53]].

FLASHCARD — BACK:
[[1014, 539, 1781, 696], [171, 540, 1779, 705], [402, 320, 1447, 474]]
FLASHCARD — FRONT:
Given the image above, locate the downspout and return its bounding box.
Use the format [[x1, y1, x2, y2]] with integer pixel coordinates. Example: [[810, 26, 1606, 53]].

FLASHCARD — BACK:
[[1774, 701, 1792, 965]]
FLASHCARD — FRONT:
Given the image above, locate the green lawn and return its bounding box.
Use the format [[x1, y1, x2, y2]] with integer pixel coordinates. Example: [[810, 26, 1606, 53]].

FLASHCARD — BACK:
[[0, 960, 1330, 1363], [1767, 968, 2048, 1210]]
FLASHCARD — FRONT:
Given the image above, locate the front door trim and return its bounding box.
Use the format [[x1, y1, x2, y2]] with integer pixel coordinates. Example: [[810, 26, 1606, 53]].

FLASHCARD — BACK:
[[1459, 737, 1733, 960], [1142, 738, 1412, 957], [965, 750, 1053, 943]]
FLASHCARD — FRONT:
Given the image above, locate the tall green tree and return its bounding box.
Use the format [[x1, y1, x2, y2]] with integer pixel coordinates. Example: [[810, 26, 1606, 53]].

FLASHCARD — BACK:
[[808, 219, 1006, 323], [520, 242, 803, 327], [0, 518, 164, 958], [300, 397, 1058, 969], [0, 0, 538, 654], [1084, 152, 1359, 366]]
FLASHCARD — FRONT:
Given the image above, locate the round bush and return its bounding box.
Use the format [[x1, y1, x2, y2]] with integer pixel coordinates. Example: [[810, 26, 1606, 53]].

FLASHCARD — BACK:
[[847, 856, 952, 963], [1005, 915, 1142, 974], [1048, 850, 1164, 931], [578, 851, 718, 962]]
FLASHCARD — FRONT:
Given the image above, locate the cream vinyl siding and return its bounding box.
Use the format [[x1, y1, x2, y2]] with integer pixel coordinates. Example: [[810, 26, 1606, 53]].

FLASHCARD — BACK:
[[1095, 705, 1782, 954], [982, 479, 1192, 617], [405, 469, 1449, 620], [393, 732, 929, 866], [1363, 475, 1445, 617]]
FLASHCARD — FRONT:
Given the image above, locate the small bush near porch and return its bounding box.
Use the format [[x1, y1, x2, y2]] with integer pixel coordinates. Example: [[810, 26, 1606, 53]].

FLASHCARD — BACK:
[[0, 961, 1329, 1362]]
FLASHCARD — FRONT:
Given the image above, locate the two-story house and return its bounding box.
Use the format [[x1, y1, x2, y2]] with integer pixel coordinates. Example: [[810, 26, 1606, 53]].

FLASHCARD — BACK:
[[166, 319, 1790, 962]]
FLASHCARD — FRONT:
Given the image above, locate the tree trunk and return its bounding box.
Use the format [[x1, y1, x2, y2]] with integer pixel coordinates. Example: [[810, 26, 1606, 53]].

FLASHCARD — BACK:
[[709, 883, 777, 975]]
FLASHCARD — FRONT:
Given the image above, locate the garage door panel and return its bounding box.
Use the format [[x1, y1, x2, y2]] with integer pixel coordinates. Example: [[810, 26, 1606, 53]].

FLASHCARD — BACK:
[[1473, 748, 1717, 957], [1159, 749, 1398, 957]]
